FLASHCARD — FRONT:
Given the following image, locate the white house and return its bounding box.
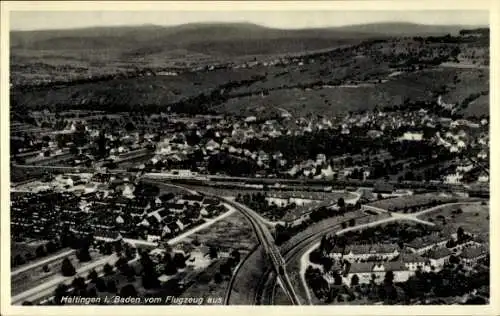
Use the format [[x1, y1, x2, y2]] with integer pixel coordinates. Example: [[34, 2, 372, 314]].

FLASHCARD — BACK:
[[205, 139, 221, 152], [459, 245, 487, 265], [321, 165, 335, 179], [478, 174, 489, 183], [425, 247, 452, 269], [147, 234, 161, 243], [399, 132, 423, 141], [444, 173, 463, 184], [176, 219, 186, 231], [406, 234, 449, 254], [115, 215, 125, 225], [397, 252, 427, 271], [244, 116, 257, 123]]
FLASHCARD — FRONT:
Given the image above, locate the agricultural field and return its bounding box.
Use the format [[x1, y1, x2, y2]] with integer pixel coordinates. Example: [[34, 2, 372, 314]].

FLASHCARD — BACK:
[[11, 27, 489, 118], [218, 66, 488, 118]]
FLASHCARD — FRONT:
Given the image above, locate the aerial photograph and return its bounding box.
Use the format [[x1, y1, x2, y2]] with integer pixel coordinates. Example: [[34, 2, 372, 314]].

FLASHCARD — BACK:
[[7, 6, 490, 307]]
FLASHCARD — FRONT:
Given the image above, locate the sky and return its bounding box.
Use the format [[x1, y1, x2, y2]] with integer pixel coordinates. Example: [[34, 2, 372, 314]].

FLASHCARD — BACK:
[[10, 10, 489, 31]]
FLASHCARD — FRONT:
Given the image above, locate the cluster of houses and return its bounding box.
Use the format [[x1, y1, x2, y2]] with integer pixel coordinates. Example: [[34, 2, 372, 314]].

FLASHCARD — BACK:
[[80, 191, 225, 244], [11, 191, 79, 240], [318, 230, 487, 286], [13, 105, 489, 188], [11, 179, 227, 246]]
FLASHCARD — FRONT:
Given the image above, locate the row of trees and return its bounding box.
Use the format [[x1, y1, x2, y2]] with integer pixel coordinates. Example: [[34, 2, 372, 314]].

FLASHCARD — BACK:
[[12, 239, 63, 267], [50, 244, 244, 305], [13, 230, 98, 268]]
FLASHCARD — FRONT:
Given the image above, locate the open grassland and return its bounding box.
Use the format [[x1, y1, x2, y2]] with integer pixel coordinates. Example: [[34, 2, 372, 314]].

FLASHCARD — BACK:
[[417, 203, 489, 238], [178, 211, 258, 252]]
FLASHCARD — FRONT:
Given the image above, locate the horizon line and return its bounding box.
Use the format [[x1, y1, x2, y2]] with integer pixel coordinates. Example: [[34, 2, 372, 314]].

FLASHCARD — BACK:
[[10, 20, 490, 32]]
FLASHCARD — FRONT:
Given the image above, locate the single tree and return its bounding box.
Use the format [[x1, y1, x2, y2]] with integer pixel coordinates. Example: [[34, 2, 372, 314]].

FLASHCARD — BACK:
[[77, 246, 92, 262], [384, 270, 395, 285], [173, 253, 187, 269], [45, 241, 58, 253], [209, 246, 218, 259], [107, 280, 118, 293], [35, 245, 46, 258], [214, 272, 223, 284], [337, 198, 345, 208], [333, 272, 343, 285], [61, 258, 76, 277], [120, 284, 138, 297], [351, 274, 360, 287], [87, 269, 98, 282], [220, 262, 232, 276], [95, 277, 107, 292], [103, 263, 114, 275], [231, 249, 241, 263], [71, 277, 86, 291]]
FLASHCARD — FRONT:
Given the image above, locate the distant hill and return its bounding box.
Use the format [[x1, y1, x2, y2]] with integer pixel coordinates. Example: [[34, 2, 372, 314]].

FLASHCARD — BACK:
[[10, 23, 364, 49], [11, 22, 482, 52]]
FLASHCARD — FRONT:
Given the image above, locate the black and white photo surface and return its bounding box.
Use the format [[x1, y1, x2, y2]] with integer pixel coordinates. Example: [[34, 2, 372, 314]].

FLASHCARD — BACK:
[[2, 1, 494, 311]]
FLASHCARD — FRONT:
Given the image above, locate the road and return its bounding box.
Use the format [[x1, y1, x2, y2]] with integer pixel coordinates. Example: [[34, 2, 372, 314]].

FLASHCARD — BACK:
[[229, 196, 483, 305], [362, 205, 435, 226], [12, 182, 234, 306], [12, 254, 119, 305], [10, 171, 487, 305], [38, 252, 142, 305]]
